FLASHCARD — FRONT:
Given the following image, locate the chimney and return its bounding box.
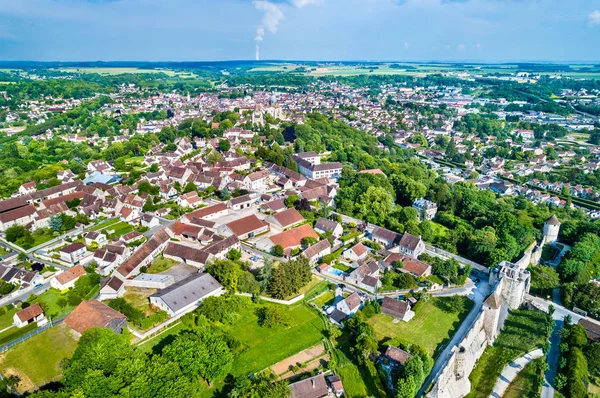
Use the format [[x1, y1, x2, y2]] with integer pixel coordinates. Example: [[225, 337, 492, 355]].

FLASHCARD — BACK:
[[312, 378, 315, 389]]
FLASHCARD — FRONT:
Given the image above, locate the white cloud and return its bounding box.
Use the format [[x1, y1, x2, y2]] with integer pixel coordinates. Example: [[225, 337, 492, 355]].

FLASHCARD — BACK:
[[457, 43, 465, 50], [404, 41, 409, 49], [292, 0, 322, 7], [253, 1, 284, 35], [445, 44, 451, 50], [589, 10, 600, 26], [473, 43, 481, 49]]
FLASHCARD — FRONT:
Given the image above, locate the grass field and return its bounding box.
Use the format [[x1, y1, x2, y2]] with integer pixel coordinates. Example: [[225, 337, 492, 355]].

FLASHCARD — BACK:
[[504, 357, 544, 398], [466, 310, 551, 398], [89, 218, 120, 231], [139, 300, 327, 397], [0, 323, 37, 345], [147, 256, 178, 274], [333, 332, 387, 397], [311, 290, 335, 308], [0, 323, 77, 393], [101, 221, 133, 238], [0, 307, 18, 330], [31, 288, 73, 319], [221, 302, 327, 377], [369, 296, 473, 356]]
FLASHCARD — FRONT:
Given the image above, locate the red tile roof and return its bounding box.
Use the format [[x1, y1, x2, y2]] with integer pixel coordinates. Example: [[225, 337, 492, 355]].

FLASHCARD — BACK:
[[65, 300, 126, 334], [269, 224, 319, 249]]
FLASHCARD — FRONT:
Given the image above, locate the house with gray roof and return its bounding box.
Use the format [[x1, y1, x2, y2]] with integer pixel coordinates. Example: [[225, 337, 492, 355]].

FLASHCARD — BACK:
[[149, 273, 223, 317]]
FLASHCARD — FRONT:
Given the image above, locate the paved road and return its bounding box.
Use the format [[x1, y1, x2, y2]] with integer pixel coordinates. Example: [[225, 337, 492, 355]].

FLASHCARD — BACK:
[[490, 348, 544, 398], [26, 254, 69, 271], [417, 277, 492, 397], [143, 216, 175, 238], [542, 320, 563, 398], [0, 281, 51, 307]]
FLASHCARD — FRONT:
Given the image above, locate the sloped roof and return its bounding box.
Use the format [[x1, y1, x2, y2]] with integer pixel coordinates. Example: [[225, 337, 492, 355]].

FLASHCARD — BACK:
[[269, 224, 319, 249], [65, 300, 126, 334], [271, 208, 304, 228], [16, 303, 44, 322], [226, 215, 268, 237]]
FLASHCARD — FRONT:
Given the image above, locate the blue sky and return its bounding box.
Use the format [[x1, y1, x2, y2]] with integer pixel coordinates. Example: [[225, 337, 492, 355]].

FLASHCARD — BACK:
[[0, 0, 599, 62]]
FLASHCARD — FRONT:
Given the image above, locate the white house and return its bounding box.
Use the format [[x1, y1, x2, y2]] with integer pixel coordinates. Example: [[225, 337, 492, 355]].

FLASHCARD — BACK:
[[51, 264, 87, 291], [149, 273, 224, 317], [13, 304, 47, 328]]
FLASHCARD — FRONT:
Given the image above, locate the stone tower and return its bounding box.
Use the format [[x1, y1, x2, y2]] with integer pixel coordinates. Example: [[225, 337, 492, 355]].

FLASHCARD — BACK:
[[489, 261, 531, 309], [542, 214, 560, 244]]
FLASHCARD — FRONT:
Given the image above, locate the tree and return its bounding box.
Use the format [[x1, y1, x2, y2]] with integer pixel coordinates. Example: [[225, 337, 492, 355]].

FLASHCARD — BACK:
[[162, 329, 233, 385], [5, 225, 26, 243], [445, 138, 458, 159], [256, 306, 289, 328], [357, 186, 393, 225], [206, 260, 243, 291], [227, 248, 242, 261], [268, 256, 312, 299], [584, 342, 600, 375], [529, 265, 560, 291], [300, 236, 317, 249], [218, 139, 231, 152], [183, 182, 197, 193], [271, 245, 284, 257], [284, 194, 300, 208], [49, 214, 63, 232]]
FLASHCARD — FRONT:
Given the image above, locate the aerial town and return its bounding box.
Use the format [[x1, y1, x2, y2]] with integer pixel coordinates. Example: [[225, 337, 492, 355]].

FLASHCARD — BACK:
[[0, 59, 599, 398]]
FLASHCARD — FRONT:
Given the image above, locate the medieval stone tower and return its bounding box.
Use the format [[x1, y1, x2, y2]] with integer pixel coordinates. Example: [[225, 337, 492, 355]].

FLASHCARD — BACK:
[[489, 261, 531, 310], [542, 214, 560, 244]]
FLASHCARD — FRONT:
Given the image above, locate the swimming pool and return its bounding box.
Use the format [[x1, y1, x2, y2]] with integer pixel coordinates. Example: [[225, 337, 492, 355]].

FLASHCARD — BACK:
[[327, 267, 345, 277]]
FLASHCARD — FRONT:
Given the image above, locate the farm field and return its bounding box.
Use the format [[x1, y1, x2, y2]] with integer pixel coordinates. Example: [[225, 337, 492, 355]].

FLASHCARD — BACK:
[[56, 67, 196, 78]]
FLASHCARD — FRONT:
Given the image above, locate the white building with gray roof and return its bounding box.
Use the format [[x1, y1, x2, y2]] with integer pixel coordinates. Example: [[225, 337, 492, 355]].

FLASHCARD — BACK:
[[149, 273, 223, 317]]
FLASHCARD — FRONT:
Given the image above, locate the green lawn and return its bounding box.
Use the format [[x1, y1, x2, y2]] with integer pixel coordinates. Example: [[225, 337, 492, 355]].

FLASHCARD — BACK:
[[332, 262, 353, 273], [31, 288, 73, 319], [332, 332, 387, 397], [0, 323, 37, 345], [137, 322, 191, 353], [147, 256, 178, 274], [0, 246, 9, 256], [140, 300, 327, 397], [466, 310, 552, 398], [102, 221, 134, 238], [15, 229, 54, 249], [369, 296, 473, 356], [0, 307, 18, 330], [222, 302, 327, 377], [504, 357, 545, 398], [0, 323, 77, 393], [89, 218, 120, 231], [311, 290, 335, 308]]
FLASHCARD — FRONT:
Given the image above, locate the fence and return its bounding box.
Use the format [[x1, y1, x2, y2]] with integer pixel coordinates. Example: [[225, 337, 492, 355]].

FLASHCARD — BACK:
[[0, 316, 66, 354]]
